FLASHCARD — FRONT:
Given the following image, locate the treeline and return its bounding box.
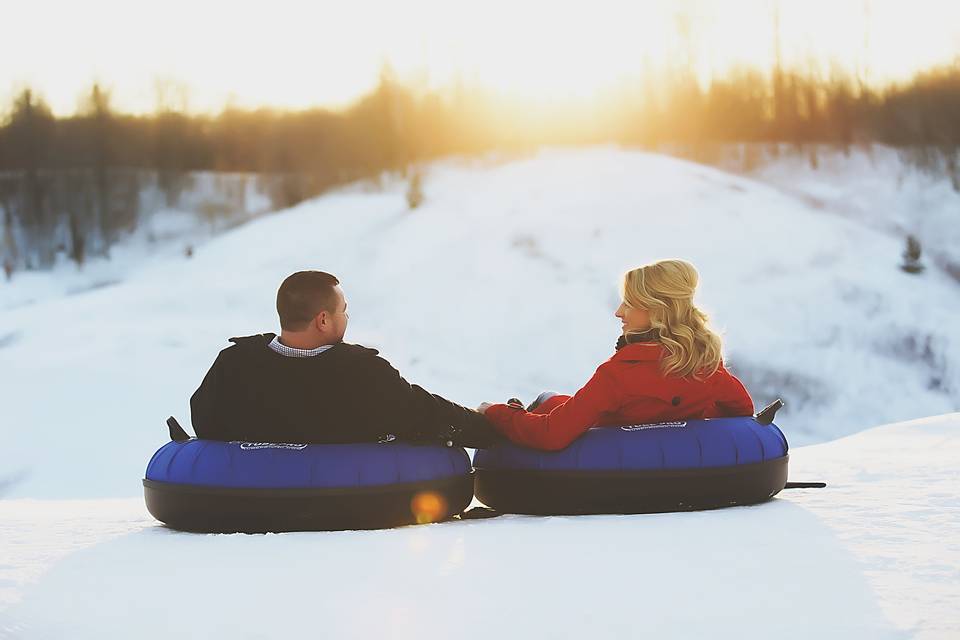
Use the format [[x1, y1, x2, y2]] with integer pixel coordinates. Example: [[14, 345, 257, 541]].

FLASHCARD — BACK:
[[874, 64, 960, 187], [1, 61, 959, 274], [624, 62, 960, 184], [0, 73, 502, 272]]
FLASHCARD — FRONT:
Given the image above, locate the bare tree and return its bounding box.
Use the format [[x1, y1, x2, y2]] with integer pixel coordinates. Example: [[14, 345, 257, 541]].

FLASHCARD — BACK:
[[858, 0, 873, 97], [153, 77, 193, 208], [771, 0, 784, 148], [6, 89, 56, 267], [1, 204, 16, 279]]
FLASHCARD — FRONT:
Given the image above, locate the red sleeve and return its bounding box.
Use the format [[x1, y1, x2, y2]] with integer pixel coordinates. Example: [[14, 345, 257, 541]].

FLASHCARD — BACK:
[[484, 367, 619, 451], [713, 365, 754, 417]]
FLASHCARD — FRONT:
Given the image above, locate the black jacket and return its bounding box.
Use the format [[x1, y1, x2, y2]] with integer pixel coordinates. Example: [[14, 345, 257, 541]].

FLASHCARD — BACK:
[[189, 333, 500, 448]]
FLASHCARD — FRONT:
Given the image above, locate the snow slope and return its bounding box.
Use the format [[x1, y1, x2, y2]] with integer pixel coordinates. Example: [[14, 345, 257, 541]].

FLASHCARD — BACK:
[[1, 147, 958, 498], [748, 145, 960, 278], [1, 414, 957, 639]]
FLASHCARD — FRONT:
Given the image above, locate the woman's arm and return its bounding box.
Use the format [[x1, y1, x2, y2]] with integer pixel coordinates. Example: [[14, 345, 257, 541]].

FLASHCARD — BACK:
[[483, 367, 619, 451]]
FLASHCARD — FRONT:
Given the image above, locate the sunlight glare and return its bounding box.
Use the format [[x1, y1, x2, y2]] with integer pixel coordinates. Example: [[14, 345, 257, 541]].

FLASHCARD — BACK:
[[2, 0, 958, 115]]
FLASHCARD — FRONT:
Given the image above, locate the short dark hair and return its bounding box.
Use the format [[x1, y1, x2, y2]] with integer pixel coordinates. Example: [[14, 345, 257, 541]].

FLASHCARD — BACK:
[[276, 271, 340, 330]]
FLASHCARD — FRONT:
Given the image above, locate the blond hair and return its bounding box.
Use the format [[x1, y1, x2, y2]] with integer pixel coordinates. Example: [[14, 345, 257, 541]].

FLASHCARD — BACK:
[[621, 259, 723, 380]]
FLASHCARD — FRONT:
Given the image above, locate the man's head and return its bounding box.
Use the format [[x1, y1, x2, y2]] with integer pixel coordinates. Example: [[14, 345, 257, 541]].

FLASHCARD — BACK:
[[276, 271, 348, 347]]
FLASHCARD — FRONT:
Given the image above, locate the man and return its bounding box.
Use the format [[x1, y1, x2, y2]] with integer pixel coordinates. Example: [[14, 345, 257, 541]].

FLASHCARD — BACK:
[[190, 270, 499, 448]]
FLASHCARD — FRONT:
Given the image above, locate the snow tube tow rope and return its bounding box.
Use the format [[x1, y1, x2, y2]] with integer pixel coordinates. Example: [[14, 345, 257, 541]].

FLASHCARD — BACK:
[[143, 420, 473, 533], [473, 400, 792, 515]]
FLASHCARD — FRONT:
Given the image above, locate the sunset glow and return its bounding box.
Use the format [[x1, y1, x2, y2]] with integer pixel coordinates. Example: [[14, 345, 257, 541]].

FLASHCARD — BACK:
[[4, 0, 959, 115]]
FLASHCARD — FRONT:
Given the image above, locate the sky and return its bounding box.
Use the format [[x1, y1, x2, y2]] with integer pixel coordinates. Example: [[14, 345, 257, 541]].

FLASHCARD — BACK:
[[3, 0, 959, 116]]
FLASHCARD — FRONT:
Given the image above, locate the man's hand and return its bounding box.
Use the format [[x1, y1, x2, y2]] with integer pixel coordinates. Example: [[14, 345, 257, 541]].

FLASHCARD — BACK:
[[477, 398, 524, 414]]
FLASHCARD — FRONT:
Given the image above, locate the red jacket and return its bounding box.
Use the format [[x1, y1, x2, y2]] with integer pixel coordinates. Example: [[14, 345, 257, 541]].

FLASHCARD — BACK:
[[484, 342, 754, 451]]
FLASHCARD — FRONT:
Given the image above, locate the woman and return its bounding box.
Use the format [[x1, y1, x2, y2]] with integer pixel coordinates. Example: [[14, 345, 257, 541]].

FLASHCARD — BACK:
[[477, 259, 754, 451]]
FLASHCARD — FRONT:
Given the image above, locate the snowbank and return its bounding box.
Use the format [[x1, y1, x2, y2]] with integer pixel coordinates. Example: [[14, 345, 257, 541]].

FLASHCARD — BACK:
[[2, 413, 957, 639]]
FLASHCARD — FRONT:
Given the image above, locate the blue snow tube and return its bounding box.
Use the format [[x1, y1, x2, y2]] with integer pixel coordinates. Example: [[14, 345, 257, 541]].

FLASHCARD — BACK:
[[143, 439, 473, 532], [473, 416, 789, 515]]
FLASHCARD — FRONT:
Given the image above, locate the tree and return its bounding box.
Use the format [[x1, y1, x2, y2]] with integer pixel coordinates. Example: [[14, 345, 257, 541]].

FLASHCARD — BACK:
[[78, 83, 115, 253], [6, 89, 56, 266], [1, 198, 17, 278], [901, 235, 925, 274], [770, 0, 784, 154], [153, 78, 194, 207]]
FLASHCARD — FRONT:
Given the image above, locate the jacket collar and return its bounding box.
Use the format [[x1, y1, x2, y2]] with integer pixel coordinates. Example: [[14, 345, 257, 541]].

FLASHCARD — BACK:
[[611, 342, 664, 362], [615, 329, 659, 349], [613, 330, 664, 362]]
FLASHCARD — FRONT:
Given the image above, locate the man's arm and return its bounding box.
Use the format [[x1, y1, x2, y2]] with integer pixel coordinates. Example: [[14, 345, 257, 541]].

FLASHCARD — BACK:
[[190, 353, 224, 440], [422, 388, 504, 448], [363, 355, 502, 448]]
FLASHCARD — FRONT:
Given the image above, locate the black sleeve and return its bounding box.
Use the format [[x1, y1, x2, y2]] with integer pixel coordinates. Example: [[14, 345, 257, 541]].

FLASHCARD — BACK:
[[190, 353, 224, 439], [365, 355, 502, 448]]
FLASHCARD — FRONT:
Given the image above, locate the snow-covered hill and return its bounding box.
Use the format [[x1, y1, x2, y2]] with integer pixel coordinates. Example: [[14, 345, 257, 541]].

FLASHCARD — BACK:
[[1, 414, 957, 639], [1, 147, 958, 498], [1, 148, 959, 639]]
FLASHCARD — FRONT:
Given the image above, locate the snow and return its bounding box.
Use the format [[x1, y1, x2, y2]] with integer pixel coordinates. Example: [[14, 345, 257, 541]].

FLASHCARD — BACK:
[[2, 147, 959, 499], [1, 146, 959, 637], [1, 414, 957, 639], [748, 145, 960, 276]]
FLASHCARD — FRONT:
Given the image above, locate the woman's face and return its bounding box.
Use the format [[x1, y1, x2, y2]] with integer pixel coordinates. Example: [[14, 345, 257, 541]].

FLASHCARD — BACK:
[[616, 301, 651, 333]]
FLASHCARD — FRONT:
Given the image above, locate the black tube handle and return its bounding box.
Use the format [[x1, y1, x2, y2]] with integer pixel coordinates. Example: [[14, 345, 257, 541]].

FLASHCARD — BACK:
[[166, 416, 191, 442], [755, 399, 784, 426]]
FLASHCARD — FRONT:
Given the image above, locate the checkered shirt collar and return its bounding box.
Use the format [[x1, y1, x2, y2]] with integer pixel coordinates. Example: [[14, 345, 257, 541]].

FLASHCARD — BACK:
[[267, 336, 335, 358]]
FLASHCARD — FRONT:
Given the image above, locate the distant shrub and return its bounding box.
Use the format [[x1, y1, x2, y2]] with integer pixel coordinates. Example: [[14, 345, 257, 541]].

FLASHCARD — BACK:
[[406, 171, 424, 210], [901, 235, 925, 274]]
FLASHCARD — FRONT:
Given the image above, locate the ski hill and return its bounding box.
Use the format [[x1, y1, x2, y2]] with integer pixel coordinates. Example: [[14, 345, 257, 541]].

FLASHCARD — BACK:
[[1, 147, 958, 638]]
